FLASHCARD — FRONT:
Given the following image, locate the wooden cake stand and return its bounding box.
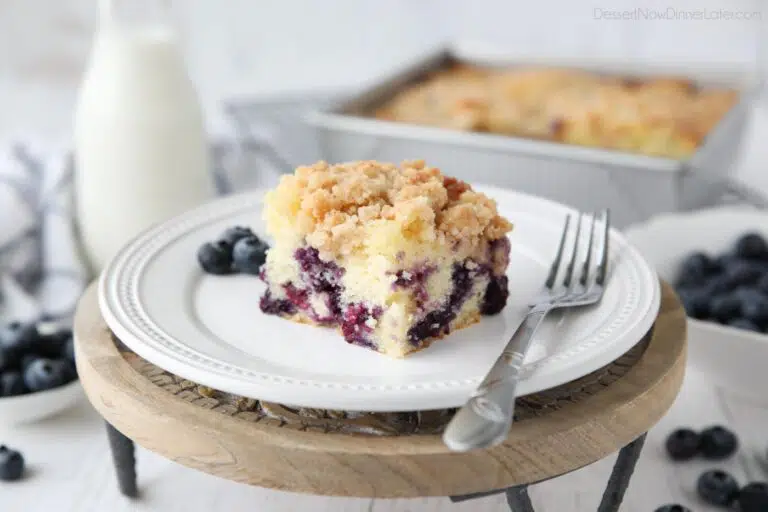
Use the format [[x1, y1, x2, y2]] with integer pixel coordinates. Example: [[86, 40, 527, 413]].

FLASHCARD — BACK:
[[73, 281, 686, 511]]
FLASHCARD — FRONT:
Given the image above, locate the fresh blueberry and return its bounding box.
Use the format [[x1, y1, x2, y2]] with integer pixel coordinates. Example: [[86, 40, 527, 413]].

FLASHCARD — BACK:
[[677, 288, 710, 319], [0, 372, 27, 397], [733, 286, 765, 303], [197, 240, 234, 275], [707, 274, 737, 295], [52, 328, 73, 350], [19, 353, 37, 371], [0, 346, 11, 373], [676, 273, 703, 290], [677, 252, 717, 287], [736, 482, 768, 512], [725, 260, 762, 288], [697, 469, 739, 506], [677, 273, 704, 290], [683, 252, 714, 271], [715, 251, 738, 269], [220, 226, 254, 247], [742, 295, 768, 328], [757, 273, 768, 297], [710, 294, 743, 323], [23, 358, 70, 392], [699, 425, 739, 459], [62, 354, 78, 381], [232, 235, 269, 275], [665, 428, 700, 461], [0, 322, 37, 360], [735, 233, 768, 260], [0, 445, 24, 481], [33, 323, 71, 359], [62, 337, 75, 368], [654, 505, 691, 512], [728, 318, 762, 332]]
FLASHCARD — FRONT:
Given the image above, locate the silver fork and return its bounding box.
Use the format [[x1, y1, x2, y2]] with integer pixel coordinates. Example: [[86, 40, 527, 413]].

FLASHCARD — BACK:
[[442, 209, 611, 452]]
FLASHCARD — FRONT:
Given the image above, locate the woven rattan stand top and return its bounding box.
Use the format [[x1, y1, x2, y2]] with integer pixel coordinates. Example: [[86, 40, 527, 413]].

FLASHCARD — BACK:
[[74, 281, 686, 498]]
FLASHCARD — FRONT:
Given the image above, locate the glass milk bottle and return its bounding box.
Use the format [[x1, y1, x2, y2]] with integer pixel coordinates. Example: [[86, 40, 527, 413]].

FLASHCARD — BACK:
[[74, 0, 214, 274]]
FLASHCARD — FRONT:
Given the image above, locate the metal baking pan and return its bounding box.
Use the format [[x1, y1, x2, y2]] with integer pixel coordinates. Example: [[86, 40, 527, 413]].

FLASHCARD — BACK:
[[306, 44, 758, 228]]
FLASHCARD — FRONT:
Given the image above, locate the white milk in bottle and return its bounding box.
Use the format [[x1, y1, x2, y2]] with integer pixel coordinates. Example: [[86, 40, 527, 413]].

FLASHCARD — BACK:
[[74, 0, 214, 274]]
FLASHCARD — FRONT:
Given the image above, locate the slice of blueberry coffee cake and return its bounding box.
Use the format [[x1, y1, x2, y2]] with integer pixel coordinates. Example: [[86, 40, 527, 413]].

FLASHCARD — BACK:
[[259, 160, 513, 357]]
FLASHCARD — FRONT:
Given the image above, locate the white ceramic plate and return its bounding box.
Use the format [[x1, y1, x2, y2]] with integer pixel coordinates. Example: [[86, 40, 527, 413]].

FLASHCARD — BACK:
[[625, 206, 768, 397], [98, 186, 660, 412]]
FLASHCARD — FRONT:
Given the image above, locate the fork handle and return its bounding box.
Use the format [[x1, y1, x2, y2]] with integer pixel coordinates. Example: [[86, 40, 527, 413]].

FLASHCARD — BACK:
[[442, 307, 551, 452]]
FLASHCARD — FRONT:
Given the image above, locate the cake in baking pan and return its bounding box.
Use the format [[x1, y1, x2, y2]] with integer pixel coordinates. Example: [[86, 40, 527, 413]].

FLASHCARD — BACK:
[[373, 65, 738, 159]]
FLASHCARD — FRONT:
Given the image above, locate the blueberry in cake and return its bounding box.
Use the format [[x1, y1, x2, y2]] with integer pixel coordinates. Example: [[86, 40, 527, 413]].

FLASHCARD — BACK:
[[259, 160, 513, 358]]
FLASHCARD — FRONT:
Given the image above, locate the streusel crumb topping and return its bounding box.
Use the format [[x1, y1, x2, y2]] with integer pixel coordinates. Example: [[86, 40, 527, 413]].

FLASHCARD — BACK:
[[263, 160, 513, 260]]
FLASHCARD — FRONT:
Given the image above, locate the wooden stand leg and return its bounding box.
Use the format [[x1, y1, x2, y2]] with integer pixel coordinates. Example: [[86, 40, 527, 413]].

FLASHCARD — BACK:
[[505, 486, 534, 512], [449, 433, 648, 511], [105, 422, 138, 498], [449, 489, 506, 502], [597, 433, 647, 512], [450, 486, 534, 510]]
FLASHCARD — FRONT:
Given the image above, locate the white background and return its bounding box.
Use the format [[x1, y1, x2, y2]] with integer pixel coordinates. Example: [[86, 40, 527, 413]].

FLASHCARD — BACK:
[[2, 0, 768, 189], [0, 0, 765, 135], [3, 1, 768, 511]]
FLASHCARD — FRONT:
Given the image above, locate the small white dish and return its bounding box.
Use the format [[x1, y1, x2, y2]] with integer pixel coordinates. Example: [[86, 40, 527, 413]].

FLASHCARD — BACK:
[[98, 186, 660, 412], [0, 380, 83, 425], [625, 206, 768, 395]]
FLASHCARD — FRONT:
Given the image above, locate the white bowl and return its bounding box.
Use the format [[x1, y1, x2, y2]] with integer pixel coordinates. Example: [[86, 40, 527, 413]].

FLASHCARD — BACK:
[[0, 379, 83, 425], [624, 206, 768, 396]]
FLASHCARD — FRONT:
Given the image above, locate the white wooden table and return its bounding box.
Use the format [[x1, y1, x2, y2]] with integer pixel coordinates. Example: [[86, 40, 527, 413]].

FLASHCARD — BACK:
[[2, 1, 768, 510]]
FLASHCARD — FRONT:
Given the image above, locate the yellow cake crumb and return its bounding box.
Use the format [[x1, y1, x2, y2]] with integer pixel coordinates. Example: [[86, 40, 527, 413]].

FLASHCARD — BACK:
[[263, 160, 513, 263]]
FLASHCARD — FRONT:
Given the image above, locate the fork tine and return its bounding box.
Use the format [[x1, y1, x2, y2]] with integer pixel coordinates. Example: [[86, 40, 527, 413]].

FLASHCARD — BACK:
[[545, 215, 571, 289], [580, 212, 598, 287], [595, 209, 611, 286], [563, 212, 583, 288]]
